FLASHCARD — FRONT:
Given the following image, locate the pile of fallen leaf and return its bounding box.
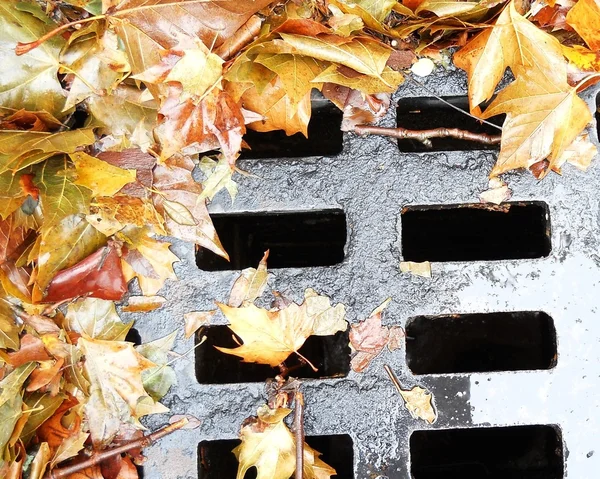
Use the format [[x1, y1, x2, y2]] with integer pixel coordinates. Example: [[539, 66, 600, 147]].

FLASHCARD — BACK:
[[1, 0, 599, 476]]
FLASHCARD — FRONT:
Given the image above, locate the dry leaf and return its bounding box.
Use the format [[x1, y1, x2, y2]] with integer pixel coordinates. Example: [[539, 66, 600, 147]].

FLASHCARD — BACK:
[[183, 311, 216, 339], [399, 386, 437, 424], [228, 250, 270, 307], [399, 261, 432, 278], [479, 178, 512, 205], [122, 295, 166, 313]]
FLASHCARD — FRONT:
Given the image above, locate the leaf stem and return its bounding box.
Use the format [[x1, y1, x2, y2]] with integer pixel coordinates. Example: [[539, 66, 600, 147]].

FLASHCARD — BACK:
[[294, 391, 304, 479], [353, 124, 501, 146], [44, 418, 189, 479]]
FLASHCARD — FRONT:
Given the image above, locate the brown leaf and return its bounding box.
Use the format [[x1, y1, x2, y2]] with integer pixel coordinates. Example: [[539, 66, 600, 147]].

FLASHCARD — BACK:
[[183, 310, 215, 339], [349, 299, 405, 372], [6, 334, 51, 367], [44, 244, 128, 303], [121, 295, 166, 313], [399, 386, 437, 424], [37, 396, 81, 450], [96, 149, 156, 199]]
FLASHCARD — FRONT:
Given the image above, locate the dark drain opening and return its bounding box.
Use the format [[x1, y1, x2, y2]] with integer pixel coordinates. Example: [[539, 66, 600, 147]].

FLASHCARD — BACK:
[[401, 202, 551, 262], [410, 425, 564, 479], [240, 94, 343, 159], [125, 328, 142, 345], [198, 434, 353, 478], [195, 326, 350, 384], [396, 96, 504, 152], [196, 210, 347, 271], [406, 311, 557, 374]]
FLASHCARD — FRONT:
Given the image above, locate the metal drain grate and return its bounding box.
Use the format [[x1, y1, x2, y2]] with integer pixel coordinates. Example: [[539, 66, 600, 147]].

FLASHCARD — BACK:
[[125, 72, 600, 478]]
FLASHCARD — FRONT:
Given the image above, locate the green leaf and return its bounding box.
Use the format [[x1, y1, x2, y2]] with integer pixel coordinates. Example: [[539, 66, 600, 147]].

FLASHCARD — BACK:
[[65, 297, 133, 341], [0, 129, 96, 175], [21, 392, 65, 444], [0, 363, 36, 455], [136, 331, 177, 401], [35, 157, 93, 231], [0, 0, 66, 117], [0, 297, 19, 350], [35, 214, 107, 301]]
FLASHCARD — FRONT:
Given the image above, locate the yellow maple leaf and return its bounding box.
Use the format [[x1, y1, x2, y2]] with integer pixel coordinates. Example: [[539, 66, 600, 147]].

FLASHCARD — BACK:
[[481, 70, 593, 176], [454, 0, 566, 112]]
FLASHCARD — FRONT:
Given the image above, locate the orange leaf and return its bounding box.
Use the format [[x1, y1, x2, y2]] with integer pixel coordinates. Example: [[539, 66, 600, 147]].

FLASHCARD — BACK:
[[566, 0, 600, 50]]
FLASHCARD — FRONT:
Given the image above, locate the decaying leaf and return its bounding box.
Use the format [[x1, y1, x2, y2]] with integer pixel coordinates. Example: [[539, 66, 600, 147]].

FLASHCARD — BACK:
[[399, 386, 437, 424], [479, 178, 512, 205], [122, 295, 166, 313], [183, 310, 216, 339], [228, 250, 270, 307], [349, 299, 405, 372], [399, 261, 432, 278]]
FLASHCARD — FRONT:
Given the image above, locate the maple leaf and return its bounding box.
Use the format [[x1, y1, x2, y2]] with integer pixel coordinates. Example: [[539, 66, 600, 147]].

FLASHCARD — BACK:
[[34, 157, 93, 231], [71, 152, 137, 198], [152, 156, 227, 258], [136, 332, 177, 401], [44, 243, 128, 302], [228, 250, 270, 307], [198, 155, 238, 202], [0, 297, 20, 350], [60, 21, 130, 110], [0, 1, 66, 117], [79, 337, 168, 446], [217, 288, 347, 367], [566, 0, 600, 51], [118, 227, 178, 296], [481, 70, 593, 176], [183, 310, 215, 339], [349, 299, 405, 372], [66, 298, 132, 341], [34, 214, 107, 303], [454, 0, 567, 112], [234, 405, 336, 479]]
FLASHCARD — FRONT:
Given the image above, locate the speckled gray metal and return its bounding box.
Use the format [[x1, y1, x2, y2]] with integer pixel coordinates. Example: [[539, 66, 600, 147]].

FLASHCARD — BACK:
[[123, 68, 600, 479]]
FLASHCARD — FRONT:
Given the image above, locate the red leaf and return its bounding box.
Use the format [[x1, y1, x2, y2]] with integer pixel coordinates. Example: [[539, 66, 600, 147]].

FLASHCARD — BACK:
[[44, 244, 127, 302]]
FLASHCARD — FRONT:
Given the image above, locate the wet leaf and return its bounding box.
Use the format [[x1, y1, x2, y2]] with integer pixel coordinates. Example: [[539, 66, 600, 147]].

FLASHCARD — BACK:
[[0, 1, 66, 116], [399, 386, 437, 424], [198, 155, 238, 202], [479, 178, 512, 205], [65, 297, 132, 341], [71, 152, 137, 198], [79, 336, 167, 446], [228, 251, 270, 307], [136, 331, 177, 401], [44, 243, 127, 303], [349, 299, 405, 372]]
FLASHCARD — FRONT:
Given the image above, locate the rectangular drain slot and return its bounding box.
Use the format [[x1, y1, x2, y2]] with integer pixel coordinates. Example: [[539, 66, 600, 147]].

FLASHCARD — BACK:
[[396, 96, 504, 152], [240, 95, 343, 159], [406, 312, 557, 374], [401, 202, 551, 262], [195, 326, 350, 384], [198, 434, 353, 478], [196, 210, 346, 271], [410, 425, 564, 478]]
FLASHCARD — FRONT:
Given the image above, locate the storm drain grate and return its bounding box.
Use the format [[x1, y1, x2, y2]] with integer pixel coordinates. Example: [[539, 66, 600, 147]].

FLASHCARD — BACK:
[[136, 78, 600, 479]]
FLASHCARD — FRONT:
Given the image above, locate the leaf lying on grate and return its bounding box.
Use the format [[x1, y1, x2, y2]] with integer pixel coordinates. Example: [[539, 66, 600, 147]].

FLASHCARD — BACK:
[[349, 299, 405, 372], [234, 405, 336, 479]]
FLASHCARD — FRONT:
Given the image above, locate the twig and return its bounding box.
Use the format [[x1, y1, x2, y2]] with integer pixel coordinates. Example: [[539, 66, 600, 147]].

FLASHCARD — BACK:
[[294, 391, 304, 479], [384, 364, 403, 395], [43, 418, 189, 479], [353, 124, 501, 147], [214, 15, 262, 61]]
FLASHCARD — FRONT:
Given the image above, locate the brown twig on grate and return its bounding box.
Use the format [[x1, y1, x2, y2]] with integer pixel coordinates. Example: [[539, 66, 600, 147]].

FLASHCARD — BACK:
[[294, 391, 305, 479], [43, 418, 189, 479], [353, 125, 501, 148]]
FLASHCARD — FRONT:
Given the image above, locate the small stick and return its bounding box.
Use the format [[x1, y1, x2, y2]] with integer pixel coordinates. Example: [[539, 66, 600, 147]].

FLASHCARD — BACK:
[[43, 418, 189, 479], [294, 391, 304, 479], [353, 125, 501, 147], [384, 364, 403, 395]]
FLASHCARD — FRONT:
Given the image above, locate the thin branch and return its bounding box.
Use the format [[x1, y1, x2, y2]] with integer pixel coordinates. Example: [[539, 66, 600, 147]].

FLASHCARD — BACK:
[[294, 391, 304, 479], [353, 124, 501, 147], [44, 418, 189, 479], [214, 15, 262, 61]]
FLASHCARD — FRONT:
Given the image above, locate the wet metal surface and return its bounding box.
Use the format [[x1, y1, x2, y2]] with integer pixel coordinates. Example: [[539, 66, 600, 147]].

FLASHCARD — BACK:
[[122, 69, 600, 478]]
